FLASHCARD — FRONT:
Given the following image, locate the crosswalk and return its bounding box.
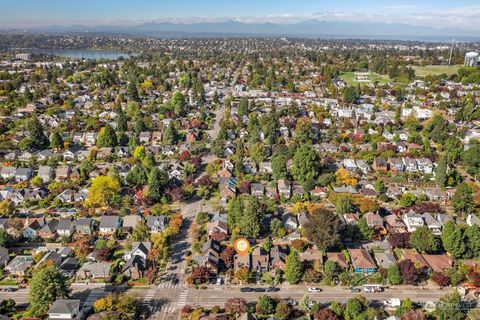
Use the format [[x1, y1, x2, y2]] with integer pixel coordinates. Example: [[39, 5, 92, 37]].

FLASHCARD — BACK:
[[157, 281, 181, 289], [177, 290, 189, 309]]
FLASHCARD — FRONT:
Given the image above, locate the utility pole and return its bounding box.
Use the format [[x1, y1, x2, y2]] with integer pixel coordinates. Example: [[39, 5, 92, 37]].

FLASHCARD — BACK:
[[448, 38, 455, 66]]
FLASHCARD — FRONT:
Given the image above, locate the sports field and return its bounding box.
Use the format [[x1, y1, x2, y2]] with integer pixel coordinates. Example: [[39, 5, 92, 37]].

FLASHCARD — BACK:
[[412, 65, 460, 77], [340, 72, 390, 85]]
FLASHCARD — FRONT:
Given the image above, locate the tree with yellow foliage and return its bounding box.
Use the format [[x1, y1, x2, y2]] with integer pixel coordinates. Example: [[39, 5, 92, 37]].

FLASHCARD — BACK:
[[335, 168, 358, 186], [84, 175, 121, 207]]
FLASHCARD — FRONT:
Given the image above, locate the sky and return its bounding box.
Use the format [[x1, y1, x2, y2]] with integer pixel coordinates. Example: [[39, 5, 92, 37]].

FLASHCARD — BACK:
[[1, 0, 480, 31]]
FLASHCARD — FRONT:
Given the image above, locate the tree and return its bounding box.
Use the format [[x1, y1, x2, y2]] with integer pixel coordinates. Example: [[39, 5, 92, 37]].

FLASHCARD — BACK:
[[357, 216, 374, 240], [399, 260, 419, 285], [292, 145, 321, 189], [224, 297, 247, 315], [275, 302, 292, 320], [220, 246, 236, 269], [131, 221, 149, 242], [452, 183, 474, 216], [191, 266, 210, 284], [127, 82, 139, 101], [315, 308, 340, 320], [27, 116, 49, 149], [435, 156, 448, 187], [399, 193, 416, 207], [147, 167, 168, 203], [250, 142, 265, 166], [0, 229, 12, 247], [434, 292, 465, 320], [432, 272, 451, 286], [374, 180, 387, 195], [116, 108, 128, 131], [441, 221, 466, 259], [323, 260, 338, 280], [388, 265, 402, 285], [388, 233, 410, 248], [0, 199, 15, 217], [126, 164, 148, 187], [464, 225, 480, 258], [463, 143, 480, 178], [85, 175, 121, 207], [335, 168, 357, 187], [0, 299, 15, 315], [272, 149, 288, 180], [401, 310, 426, 320], [234, 268, 252, 283], [256, 295, 275, 315], [172, 91, 186, 115], [97, 124, 118, 147], [334, 195, 353, 214], [28, 264, 69, 317], [285, 250, 303, 284], [344, 298, 364, 320], [343, 86, 358, 103], [304, 209, 342, 251], [50, 132, 63, 150], [409, 226, 439, 253]]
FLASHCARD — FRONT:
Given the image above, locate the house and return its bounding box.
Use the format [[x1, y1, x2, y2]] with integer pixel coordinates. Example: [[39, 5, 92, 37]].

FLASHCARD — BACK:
[[365, 212, 384, 228], [388, 158, 405, 173], [98, 216, 120, 235], [76, 261, 112, 279], [422, 254, 453, 273], [122, 215, 143, 233], [402, 213, 425, 232], [270, 245, 288, 270], [57, 219, 75, 237], [310, 186, 327, 198], [250, 183, 264, 197], [196, 239, 222, 274], [0, 246, 9, 268], [122, 255, 147, 280], [282, 213, 299, 232], [219, 177, 236, 200], [401, 253, 430, 272], [299, 248, 323, 268], [422, 213, 442, 236], [1, 166, 16, 179], [384, 214, 407, 233], [348, 249, 377, 274], [14, 168, 33, 181], [23, 219, 42, 239], [38, 165, 54, 181], [372, 157, 388, 171], [251, 247, 270, 273], [55, 165, 71, 180], [56, 189, 74, 203], [123, 242, 151, 260], [146, 215, 168, 233], [38, 219, 59, 239], [417, 158, 434, 174], [277, 179, 292, 198], [74, 218, 96, 235], [326, 252, 349, 270], [5, 255, 33, 276], [47, 299, 81, 320], [373, 252, 397, 269], [467, 214, 480, 227], [207, 220, 228, 237], [403, 157, 418, 173]]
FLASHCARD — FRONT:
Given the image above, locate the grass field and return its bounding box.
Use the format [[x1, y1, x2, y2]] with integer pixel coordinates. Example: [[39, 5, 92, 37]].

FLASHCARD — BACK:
[[413, 65, 460, 77], [340, 72, 390, 85]]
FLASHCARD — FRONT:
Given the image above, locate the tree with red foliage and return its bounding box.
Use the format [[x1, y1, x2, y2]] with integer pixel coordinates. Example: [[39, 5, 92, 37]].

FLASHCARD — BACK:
[[399, 260, 419, 285], [220, 246, 236, 269], [401, 310, 426, 320], [94, 247, 111, 261], [388, 233, 410, 248], [179, 150, 190, 162], [432, 272, 451, 286], [315, 308, 340, 320], [467, 269, 480, 287], [191, 266, 210, 284], [190, 156, 202, 169], [211, 231, 227, 242], [197, 175, 214, 188], [225, 297, 247, 314], [169, 187, 184, 202], [238, 181, 251, 194]]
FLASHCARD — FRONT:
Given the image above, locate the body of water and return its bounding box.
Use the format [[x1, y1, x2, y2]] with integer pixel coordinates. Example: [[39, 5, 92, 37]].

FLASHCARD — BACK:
[[16, 48, 137, 60]]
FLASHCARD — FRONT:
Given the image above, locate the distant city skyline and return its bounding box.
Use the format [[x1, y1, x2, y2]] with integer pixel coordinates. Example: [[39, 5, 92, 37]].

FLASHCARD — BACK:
[[1, 0, 480, 33]]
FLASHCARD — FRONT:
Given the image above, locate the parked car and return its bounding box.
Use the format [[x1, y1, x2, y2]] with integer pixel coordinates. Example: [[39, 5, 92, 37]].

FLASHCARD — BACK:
[[266, 287, 280, 292], [254, 288, 266, 292], [350, 287, 361, 293], [240, 287, 253, 292], [216, 277, 223, 285], [308, 287, 322, 293]]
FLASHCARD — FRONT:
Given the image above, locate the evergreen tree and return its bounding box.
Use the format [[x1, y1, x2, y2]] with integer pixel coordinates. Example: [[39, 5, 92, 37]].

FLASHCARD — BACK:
[[27, 116, 49, 149], [452, 183, 474, 217], [148, 167, 168, 203], [285, 250, 303, 284], [116, 108, 128, 132], [126, 164, 148, 187], [97, 124, 118, 147], [127, 82, 139, 101], [435, 156, 448, 188], [50, 132, 63, 150], [28, 264, 69, 317]]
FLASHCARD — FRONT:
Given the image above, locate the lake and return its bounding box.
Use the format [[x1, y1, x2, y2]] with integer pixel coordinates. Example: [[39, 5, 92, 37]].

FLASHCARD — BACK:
[[20, 48, 137, 60]]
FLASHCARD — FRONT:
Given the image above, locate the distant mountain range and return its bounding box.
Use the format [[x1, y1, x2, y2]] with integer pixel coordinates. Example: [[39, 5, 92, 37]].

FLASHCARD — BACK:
[[11, 20, 480, 41]]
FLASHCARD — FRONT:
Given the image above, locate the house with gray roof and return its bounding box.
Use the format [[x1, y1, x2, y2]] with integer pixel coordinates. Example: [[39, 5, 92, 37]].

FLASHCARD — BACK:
[[98, 216, 120, 235], [47, 299, 81, 320]]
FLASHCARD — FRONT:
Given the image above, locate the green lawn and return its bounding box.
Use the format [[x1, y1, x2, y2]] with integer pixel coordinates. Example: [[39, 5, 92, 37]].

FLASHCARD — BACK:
[[413, 65, 460, 77], [340, 72, 390, 86]]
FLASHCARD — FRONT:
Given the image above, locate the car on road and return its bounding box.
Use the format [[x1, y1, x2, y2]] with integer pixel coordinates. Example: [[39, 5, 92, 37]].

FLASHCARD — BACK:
[[4, 288, 16, 292], [308, 287, 322, 293], [266, 287, 280, 292], [216, 277, 223, 285], [240, 287, 253, 292], [254, 288, 266, 292], [172, 278, 179, 285], [350, 287, 361, 293]]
